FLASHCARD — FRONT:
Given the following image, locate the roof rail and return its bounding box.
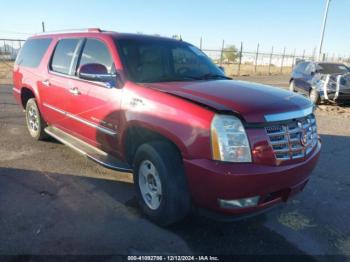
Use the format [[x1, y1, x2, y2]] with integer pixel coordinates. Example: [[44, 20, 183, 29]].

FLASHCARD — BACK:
[[35, 28, 102, 35]]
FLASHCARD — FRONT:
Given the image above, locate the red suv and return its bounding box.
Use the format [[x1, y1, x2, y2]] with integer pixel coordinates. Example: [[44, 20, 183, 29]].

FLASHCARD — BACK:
[[13, 29, 321, 225]]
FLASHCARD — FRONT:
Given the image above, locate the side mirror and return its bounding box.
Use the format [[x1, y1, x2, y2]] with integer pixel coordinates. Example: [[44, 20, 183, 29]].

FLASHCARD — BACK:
[[78, 63, 116, 86]]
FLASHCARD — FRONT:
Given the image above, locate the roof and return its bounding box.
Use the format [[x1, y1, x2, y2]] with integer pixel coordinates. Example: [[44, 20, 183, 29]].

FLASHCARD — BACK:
[[32, 28, 180, 42]]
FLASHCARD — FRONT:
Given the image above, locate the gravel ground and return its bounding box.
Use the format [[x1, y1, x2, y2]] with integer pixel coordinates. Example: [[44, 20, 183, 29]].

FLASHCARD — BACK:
[[1, 76, 350, 258]]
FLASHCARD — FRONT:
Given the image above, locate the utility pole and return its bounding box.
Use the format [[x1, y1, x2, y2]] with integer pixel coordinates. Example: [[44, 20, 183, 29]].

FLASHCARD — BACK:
[[318, 0, 331, 61], [42, 21, 46, 32]]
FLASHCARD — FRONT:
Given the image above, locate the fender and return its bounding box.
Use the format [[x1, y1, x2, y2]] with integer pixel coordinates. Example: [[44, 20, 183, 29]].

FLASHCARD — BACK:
[[119, 82, 215, 160]]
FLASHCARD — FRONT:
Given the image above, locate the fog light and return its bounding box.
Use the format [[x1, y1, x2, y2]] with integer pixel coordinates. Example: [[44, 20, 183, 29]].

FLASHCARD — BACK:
[[218, 196, 260, 209]]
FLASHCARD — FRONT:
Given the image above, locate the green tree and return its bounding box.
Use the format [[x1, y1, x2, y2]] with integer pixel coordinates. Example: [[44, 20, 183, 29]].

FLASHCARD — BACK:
[[223, 45, 239, 63]]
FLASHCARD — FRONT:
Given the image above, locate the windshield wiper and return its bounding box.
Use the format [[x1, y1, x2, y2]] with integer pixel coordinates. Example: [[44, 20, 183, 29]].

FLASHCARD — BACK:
[[198, 73, 232, 80], [152, 75, 200, 82]]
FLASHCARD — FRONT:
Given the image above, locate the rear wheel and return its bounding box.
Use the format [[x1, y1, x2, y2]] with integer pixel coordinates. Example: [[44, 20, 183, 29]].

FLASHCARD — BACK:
[[25, 98, 48, 140], [133, 141, 191, 226], [309, 89, 320, 105]]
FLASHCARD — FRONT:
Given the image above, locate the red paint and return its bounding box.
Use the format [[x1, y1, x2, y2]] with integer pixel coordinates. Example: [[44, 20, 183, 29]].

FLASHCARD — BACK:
[[13, 31, 321, 217]]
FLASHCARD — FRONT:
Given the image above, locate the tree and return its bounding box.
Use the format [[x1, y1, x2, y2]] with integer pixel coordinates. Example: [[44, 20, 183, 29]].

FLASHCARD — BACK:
[[223, 45, 239, 63]]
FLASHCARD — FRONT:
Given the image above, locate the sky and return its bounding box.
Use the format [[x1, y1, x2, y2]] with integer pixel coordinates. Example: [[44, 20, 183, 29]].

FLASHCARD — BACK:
[[0, 0, 349, 57]]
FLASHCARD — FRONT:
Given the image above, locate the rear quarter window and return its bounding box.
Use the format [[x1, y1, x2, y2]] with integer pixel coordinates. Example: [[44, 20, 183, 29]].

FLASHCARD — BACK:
[[15, 38, 52, 68]]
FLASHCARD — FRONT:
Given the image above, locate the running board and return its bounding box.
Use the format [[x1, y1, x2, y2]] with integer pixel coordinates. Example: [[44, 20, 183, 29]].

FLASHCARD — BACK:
[[44, 126, 132, 173]]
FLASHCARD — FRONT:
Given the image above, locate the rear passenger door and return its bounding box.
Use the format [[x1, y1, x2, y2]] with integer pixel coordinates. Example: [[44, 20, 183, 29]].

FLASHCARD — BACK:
[[65, 38, 122, 155], [42, 38, 83, 131]]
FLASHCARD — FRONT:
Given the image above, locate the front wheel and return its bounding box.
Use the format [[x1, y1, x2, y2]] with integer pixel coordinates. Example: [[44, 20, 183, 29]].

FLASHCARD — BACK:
[[309, 89, 320, 105], [133, 141, 191, 226]]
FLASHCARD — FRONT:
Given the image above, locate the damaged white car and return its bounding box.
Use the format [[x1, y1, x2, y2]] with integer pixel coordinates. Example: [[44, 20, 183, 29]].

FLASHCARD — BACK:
[[290, 61, 350, 104]]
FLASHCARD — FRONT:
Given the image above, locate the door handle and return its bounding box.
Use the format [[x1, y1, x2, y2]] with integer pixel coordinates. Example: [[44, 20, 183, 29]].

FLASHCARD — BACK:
[[42, 79, 51, 87], [69, 87, 81, 96]]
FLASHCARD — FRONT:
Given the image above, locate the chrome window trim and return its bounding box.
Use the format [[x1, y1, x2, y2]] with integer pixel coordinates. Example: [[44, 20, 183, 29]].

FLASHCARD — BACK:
[[42, 103, 117, 136], [264, 106, 314, 122]]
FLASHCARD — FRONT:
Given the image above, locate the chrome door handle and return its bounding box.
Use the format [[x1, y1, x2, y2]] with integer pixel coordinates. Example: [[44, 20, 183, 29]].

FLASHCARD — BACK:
[[42, 79, 51, 87], [69, 87, 81, 95]]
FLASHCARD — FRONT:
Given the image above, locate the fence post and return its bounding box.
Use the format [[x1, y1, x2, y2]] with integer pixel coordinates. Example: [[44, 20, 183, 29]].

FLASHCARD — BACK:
[[292, 48, 296, 69], [280, 47, 286, 74], [312, 47, 317, 61], [237, 42, 243, 76], [254, 43, 259, 74], [268, 46, 273, 75], [199, 37, 202, 50], [220, 40, 225, 66], [3, 40, 6, 54]]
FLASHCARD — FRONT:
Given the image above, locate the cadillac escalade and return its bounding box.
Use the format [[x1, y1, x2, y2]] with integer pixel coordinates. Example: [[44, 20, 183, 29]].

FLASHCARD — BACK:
[[13, 28, 321, 225]]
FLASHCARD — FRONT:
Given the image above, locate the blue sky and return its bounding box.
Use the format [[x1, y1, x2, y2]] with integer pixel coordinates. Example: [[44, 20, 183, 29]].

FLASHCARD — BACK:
[[0, 0, 349, 56]]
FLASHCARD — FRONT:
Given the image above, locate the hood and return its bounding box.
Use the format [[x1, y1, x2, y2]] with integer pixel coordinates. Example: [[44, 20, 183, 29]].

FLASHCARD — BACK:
[[142, 80, 312, 123]]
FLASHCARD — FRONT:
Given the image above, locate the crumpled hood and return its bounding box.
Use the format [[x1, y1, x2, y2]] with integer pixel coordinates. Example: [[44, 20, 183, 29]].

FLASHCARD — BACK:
[[143, 80, 312, 123]]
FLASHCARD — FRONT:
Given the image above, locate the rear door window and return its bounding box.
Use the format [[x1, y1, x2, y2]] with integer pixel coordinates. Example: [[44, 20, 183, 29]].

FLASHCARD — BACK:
[[15, 38, 52, 68], [78, 39, 114, 74], [50, 38, 82, 75]]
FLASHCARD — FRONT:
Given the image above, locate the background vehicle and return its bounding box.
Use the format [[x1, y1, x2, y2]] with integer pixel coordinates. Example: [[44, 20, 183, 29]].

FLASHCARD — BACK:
[[13, 29, 321, 226], [290, 61, 350, 104]]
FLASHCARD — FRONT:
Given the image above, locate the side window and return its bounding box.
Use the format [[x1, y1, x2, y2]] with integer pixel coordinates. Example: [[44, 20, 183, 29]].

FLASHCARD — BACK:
[[305, 63, 316, 75], [50, 39, 81, 75], [78, 39, 113, 73], [295, 62, 308, 73], [15, 38, 52, 68]]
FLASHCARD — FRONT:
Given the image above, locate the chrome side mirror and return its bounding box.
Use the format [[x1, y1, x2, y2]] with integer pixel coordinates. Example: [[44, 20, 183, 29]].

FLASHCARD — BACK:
[[78, 63, 115, 84]]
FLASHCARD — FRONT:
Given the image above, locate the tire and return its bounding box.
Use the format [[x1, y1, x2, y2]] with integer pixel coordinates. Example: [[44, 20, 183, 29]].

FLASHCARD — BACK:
[[289, 80, 295, 92], [309, 89, 320, 105], [133, 141, 191, 226], [25, 98, 48, 140]]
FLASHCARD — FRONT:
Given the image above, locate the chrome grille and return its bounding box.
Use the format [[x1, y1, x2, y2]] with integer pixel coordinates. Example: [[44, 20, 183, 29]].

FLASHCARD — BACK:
[[265, 114, 318, 161]]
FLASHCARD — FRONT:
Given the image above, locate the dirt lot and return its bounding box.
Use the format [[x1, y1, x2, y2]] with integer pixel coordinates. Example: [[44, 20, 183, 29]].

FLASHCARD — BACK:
[[1, 76, 350, 258]]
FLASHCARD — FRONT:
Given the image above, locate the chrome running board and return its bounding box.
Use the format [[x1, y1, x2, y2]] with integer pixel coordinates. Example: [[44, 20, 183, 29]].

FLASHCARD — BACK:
[[44, 126, 132, 173]]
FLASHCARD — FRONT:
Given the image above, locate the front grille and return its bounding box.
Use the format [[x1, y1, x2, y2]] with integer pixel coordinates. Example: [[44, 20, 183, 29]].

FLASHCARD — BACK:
[[265, 114, 318, 161]]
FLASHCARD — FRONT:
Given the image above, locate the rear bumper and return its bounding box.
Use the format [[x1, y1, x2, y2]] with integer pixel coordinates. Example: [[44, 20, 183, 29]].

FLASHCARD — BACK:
[[184, 141, 321, 217]]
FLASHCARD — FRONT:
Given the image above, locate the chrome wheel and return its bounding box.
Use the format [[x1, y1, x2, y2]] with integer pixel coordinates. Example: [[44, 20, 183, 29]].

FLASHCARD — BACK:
[[138, 160, 162, 210], [27, 105, 39, 132]]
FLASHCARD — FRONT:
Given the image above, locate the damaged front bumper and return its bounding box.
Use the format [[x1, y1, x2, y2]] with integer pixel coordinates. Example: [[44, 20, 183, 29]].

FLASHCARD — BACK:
[[314, 73, 350, 102]]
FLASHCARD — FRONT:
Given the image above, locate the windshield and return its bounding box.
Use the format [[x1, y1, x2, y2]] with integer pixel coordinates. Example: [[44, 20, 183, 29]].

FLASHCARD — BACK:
[[115, 38, 228, 83], [317, 63, 350, 75]]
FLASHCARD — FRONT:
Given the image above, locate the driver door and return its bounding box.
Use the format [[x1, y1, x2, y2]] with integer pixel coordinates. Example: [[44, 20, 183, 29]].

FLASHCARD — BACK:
[[64, 38, 122, 155]]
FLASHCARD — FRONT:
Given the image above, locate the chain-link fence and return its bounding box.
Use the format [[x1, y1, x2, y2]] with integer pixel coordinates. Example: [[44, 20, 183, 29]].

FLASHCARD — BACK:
[[0, 39, 25, 83], [200, 41, 350, 76], [0, 39, 25, 61], [1, 37, 350, 77]]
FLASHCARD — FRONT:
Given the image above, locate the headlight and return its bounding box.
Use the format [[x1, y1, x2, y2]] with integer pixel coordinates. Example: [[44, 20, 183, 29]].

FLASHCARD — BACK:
[[211, 115, 251, 162]]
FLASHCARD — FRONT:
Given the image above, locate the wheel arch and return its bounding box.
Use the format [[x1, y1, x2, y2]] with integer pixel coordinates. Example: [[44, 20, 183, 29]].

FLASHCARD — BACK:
[[20, 86, 36, 108], [121, 123, 186, 166]]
